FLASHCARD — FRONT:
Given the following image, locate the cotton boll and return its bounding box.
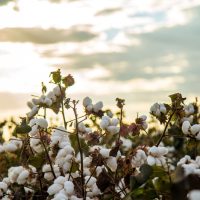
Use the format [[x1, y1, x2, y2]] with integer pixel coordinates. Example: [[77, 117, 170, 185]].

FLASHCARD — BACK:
[[83, 97, 92, 107], [100, 148, 110, 158], [188, 190, 200, 200], [96, 166, 103, 177], [53, 86, 62, 96], [0, 182, 8, 192], [111, 118, 119, 126], [54, 176, 67, 185], [53, 192, 69, 200], [83, 157, 92, 168], [29, 119, 37, 127], [48, 183, 63, 195], [62, 162, 71, 173], [44, 97, 52, 107], [160, 104, 166, 114], [140, 115, 147, 121], [106, 156, 117, 172], [27, 101, 34, 109], [3, 143, 18, 152], [147, 156, 156, 166], [196, 133, 200, 140], [182, 121, 191, 135], [37, 118, 48, 129], [78, 123, 86, 132], [85, 176, 97, 187], [92, 183, 101, 196], [47, 91, 57, 102], [100, 119, 109, 129], [32, 98, 40, 105], [107, 126, 120, 134], [64, 181, 74, 195], [191, 124, 200, 135], [149, 146, 159, 156], [158, 147, 168, 156], [17, 170, 29, 184], [93, 101, 103, 112], [27, 106, 39, 118]]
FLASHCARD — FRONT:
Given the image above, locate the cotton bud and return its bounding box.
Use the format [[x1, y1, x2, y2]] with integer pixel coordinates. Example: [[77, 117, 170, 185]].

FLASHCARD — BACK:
[[106, 156, 117, 172], [182, 121, 191, 135], [83, 97, 92, 107], [48, 183, 63, 195], [85, 176, 97, 187], [93, 101, 103, 112], [64, 181, 74, 195]]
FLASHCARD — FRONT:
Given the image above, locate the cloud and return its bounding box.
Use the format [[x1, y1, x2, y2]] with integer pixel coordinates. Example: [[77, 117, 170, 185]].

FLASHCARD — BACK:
[[95, 8, 122, 16], [0, 27, 97, 44]]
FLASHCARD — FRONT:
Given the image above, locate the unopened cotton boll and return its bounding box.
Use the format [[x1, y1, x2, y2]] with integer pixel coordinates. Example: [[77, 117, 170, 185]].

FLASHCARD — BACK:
[[106, 156, 117, 172], [48, 183, 63, 195], [93, 101, 103, 113], [83, 97, 92, 107], [64, 181, 74, 195]]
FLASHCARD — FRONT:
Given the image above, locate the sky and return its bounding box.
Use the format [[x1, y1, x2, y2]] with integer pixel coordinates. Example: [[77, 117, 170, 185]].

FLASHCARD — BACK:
[[0, 0, 200, 120]]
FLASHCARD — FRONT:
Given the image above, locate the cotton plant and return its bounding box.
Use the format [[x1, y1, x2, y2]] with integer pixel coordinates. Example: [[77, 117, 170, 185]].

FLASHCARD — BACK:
[[1, 71, 200, 200]]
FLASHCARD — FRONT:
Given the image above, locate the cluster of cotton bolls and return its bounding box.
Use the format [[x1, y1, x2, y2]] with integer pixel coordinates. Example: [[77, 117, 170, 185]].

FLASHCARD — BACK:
[[28, 118, 48, 137], [150, 103, 167, 117], [132, 149, 147, 168], [47, 176, 78, 199], [50, 126, 70, 148], [55, 145, 75, 173], [83, 97, 103, 113], [42, 164, 61, 181], [27, 85, 65, 118], [147, 146, 168, 166], [100, 115, 120, 134], [8, 165, 36, 185], [182, 121, 200, 140], [2, 137, 22, 153], [85, 175, 101, 198], [177, 155, 200, 176]]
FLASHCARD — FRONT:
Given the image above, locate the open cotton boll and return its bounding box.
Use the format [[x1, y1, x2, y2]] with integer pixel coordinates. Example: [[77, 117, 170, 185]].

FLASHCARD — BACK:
[[83, 97, 92, 107], [53, 85, 62, 96], [17, 170, 29, 185], [86, 104, 93, 112], [106, 156, 117, 172], [184, 103, 195, 116], [188, 190, 200, 200], [27, 106, 39, 118], [64, 181, 74, 195], [32, 98, 40, 105], [100, 119, 109, 129], [147, 155, 156, 166], [149, 146, 159, 157], [182, 121, 191, 135], [110, 118, 119, 126], [48, 183, 63, 195], [0, 182, 8, 193], [53, 192, 69, 200], [160, 104, 166, 114], [177, 155, 191, 166], [36, 118, 48, 129], [93, 101, 103, 113], [99, 148, 110, 158], [85, 176, 97, 187], [3, 143, 18, 152], [27, 101, 34, 109], [191, 124, 200, 135], [54, 176, 67, 185], [29, 118, 37, 127], [83, 157, 92, 168], [78, 122, 86, 132], [47, 91, 57, 103], [44, 97, 52, 107], [107, 126, 120, 134], [157, 147, 168, 156]]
